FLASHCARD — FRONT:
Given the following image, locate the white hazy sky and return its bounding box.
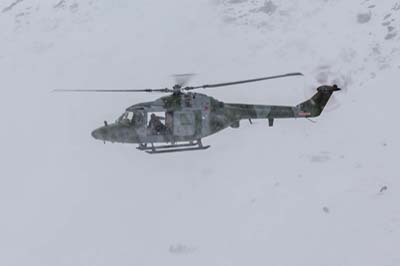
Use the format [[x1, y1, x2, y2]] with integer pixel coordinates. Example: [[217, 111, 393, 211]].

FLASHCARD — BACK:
[[0, 0, 399, 265]]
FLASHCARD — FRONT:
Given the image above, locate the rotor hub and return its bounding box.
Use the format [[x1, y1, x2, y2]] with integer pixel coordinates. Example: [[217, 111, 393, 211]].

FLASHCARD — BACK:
[[172, 84, 182, 92]]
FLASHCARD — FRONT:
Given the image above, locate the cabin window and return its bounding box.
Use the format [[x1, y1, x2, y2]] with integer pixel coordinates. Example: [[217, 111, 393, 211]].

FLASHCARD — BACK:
[[147, 112, 165, 125]]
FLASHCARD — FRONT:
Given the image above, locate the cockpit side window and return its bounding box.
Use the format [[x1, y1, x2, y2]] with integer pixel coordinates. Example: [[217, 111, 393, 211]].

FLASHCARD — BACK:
[[117, 112, 129, 125], [126, 112, 134, 121], [118, 111, 145, 126]]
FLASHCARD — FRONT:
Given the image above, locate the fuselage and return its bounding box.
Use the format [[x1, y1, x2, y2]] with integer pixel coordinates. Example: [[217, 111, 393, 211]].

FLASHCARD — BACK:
[[91, 92, 299, 144], [91, 86, 338, 145]]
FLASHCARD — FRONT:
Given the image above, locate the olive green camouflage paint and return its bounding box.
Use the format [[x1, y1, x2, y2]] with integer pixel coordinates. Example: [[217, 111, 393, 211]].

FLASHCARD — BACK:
[[91, 85, 338, 145]]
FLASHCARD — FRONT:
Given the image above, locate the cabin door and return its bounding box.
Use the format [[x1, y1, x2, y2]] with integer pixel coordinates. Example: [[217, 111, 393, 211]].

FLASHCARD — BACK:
[[173, 111, 196, 137]]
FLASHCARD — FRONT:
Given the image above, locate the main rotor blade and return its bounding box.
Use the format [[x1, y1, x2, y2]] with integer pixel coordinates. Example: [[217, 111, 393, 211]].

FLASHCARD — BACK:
[[53, 88, 173, 93], [184, 72, 303, 90]]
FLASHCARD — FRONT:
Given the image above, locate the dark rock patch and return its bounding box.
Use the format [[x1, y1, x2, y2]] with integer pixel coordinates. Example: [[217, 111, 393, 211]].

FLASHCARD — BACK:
[[2, 0, 24, 13], [385, 32, 397, 40], [379, 186, 388, 193], [384, 13, 392, 20], [357, 12, 371, 24], [169, 244, 196, 255], [228, 0, 247, 3], [54, 0, 66, 9], [258, 1, 278, 15]]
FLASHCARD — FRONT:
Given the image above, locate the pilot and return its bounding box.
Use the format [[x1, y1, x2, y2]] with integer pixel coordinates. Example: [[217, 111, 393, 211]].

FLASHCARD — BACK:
[[132, 112, 144, 125], [148, 113, 165, 134]]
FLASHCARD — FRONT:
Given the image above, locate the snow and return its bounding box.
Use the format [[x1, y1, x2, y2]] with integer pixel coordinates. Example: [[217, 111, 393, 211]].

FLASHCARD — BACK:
[[0, 0, 399, 266]]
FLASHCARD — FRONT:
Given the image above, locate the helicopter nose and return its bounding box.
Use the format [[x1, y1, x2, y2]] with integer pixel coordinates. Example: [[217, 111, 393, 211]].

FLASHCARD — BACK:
[[91, 127, 106, 140]]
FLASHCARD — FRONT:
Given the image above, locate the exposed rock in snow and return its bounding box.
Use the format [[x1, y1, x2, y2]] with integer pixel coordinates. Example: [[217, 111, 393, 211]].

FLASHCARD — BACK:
[[357, 12, 371, 23], [251, 1, 278, 15], [379, 186, 388, 193], [169, 244, 197, 255], [2, 0, 24, 13]]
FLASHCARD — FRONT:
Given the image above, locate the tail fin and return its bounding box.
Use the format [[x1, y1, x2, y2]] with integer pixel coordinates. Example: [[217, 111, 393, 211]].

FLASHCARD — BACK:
[[296, 85, 341, 117]]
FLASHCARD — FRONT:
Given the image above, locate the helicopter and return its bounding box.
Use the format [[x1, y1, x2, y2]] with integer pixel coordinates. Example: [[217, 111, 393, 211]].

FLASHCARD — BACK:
[[55, 72, 341, 154]]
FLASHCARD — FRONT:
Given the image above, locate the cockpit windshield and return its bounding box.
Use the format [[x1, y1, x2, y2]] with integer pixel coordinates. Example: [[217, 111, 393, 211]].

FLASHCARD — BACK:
[[117, 111, 145, 126]]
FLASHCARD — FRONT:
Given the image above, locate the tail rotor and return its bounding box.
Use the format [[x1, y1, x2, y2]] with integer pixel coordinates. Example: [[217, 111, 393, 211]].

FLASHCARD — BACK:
[[303, 66, 350, 112]]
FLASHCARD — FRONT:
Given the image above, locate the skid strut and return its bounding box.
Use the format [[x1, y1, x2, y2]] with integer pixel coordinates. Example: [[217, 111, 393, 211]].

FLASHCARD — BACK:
[[137, 139, 210, 154]]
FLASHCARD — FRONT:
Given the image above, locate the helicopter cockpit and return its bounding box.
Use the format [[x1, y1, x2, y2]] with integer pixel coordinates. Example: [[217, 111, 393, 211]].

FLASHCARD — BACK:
[[117, 111, 145, 127], [117, 109, 175, 136]]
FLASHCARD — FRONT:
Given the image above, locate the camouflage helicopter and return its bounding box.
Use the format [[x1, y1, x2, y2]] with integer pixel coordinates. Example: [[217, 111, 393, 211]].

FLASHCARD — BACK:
[[56, 72, 340, 154]]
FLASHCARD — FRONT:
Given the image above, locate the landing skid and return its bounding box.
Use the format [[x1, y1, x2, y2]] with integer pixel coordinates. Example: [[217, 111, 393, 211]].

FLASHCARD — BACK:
[[137, 140, 210, 154]]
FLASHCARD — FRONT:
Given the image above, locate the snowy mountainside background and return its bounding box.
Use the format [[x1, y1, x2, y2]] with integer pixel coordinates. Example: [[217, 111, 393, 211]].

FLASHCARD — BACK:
[[218, 0, 400, 85], [0, 1, 399, 266]]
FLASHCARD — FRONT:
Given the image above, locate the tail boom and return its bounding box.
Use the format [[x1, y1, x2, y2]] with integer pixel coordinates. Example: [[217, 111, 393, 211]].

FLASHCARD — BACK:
[[296, 85, 340, 117], [222, 84, 340, 126]]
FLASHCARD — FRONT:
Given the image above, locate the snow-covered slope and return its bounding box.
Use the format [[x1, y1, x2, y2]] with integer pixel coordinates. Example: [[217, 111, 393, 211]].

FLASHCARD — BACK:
[[218, 0, 400, 85], [0, 1, 399, 266]]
